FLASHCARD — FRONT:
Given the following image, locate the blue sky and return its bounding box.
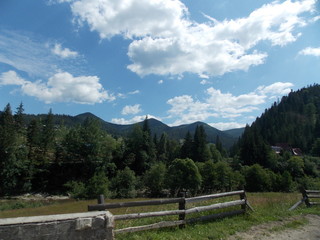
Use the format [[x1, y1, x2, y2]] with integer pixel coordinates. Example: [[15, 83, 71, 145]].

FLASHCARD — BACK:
[[0, 0, 319, 130]]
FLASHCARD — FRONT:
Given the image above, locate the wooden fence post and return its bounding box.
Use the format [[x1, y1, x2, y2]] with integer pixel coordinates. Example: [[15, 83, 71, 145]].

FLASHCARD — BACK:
[[178, 192, 186, 228], [240, 191, 246, 212], [303, 189, 311, 207], [98, 195, 105, 204]]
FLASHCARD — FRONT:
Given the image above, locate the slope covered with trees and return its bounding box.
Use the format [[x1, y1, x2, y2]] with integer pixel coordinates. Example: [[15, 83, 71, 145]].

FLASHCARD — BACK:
[[234, 84, 320, 191], [1, 85, 320, 199]]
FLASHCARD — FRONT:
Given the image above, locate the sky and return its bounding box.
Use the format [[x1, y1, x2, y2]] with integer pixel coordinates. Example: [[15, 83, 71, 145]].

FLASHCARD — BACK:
[[0, 0, 319, 130]]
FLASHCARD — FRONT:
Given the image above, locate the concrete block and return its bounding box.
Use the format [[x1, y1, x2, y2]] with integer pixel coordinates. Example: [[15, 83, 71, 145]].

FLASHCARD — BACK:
[[76, 218, 92, 231]]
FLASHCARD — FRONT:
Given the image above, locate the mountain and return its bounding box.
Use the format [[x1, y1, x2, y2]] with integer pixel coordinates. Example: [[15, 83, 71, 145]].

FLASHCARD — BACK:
[[224, 128, 245, 139], [41, 113, 241, 149], [239, 84, 320, 154], [19, 111, 242, 149]]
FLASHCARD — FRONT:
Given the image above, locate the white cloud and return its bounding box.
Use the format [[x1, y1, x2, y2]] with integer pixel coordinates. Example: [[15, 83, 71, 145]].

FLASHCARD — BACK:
[[47, 0, 73, 4], [127, 0, 315, 77], [121, 104, 142, 115], [0, 29, 84, 77], [257, 82, 293, 96], [299, 47, 320, 57], [65, 0, 317, 77], [200, 80, 210, 85], [52, 43, 79, 58], [167, 82, 294, 126], [0, 71, 114, 104], [0, 30, 58, 77], [70, 0, 188, 39], [209, 122, 246, 131], [312, 16, 320, 22], [128, 90, 140, 95], [0, 70, 26, 85], [158, 80, 164, 84], [112, 114, 160, 125]]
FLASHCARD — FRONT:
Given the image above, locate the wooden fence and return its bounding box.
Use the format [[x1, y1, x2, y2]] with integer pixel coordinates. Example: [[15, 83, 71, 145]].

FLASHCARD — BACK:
[[289, 189, 320, 210], [88, 190, 253, 235]]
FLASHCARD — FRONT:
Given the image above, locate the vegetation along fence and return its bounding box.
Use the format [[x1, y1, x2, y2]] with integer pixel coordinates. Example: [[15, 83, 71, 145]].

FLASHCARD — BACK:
[[88, 190, 254, 235], [290, 189, 320, 210]]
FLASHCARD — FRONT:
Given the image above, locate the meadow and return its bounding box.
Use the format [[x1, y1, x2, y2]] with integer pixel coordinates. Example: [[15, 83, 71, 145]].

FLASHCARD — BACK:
[[1, 192, 319, 240]]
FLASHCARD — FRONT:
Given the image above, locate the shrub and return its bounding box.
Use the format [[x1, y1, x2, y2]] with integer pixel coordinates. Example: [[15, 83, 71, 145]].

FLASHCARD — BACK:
[[110, 167, 137, 198], [166, 158, 202, 196], [86, 171, 110, 199], [143, 162, 167, 197], [243, 164, 271, 192], [64, 180, 87, 199]]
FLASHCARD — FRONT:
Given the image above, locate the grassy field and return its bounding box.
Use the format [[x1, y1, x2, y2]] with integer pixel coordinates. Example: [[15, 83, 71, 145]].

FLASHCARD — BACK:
[[1, 192, 319, 240]]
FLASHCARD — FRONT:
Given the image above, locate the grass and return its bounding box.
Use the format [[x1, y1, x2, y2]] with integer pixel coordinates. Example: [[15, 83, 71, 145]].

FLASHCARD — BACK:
[[1, 192, 319, 240], [269, 218, 308, 233]]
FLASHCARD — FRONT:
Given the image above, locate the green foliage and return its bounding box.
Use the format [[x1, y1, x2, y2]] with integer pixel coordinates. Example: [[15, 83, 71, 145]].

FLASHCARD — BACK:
[[143, 162, 167, 197], [239, 84, 320, 156], [86, 171, 110, 199], [311, 138, 320, 156], [64, 181, 88, 199], [287, 156, 305, 179], [111, 167, 137, 198], [215, 161, 234, 191], [64, 171, 109, 199], [243, 164, 272, 192], [193, 125, 211, 162], [166, 158, 202, 196], [3, 92, 320, 198], [197, 161, 217, 192]]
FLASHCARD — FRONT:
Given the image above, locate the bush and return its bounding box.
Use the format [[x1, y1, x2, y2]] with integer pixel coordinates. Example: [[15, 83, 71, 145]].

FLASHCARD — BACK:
[[86, 171, 110, 199], [64, 171, 109, 199], [143, 162, 167, 197], [64, 181, 87, 199], [166, 158, 202, 196], [110, 167, 137, 198], [243, 164, 271, 192]]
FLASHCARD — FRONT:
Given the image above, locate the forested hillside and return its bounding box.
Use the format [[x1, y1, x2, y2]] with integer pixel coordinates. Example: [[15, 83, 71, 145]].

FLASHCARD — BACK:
[[233, 84, 320, 191], [1, 85, 320, 198], [238, 84, 320, 163], [21, 112, 239, 149]]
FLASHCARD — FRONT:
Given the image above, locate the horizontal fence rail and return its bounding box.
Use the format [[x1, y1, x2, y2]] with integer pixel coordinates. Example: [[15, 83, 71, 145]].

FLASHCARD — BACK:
[[289, 189, 320, 210], [88, 198, 183, 211], [88, 190, 253, 235]]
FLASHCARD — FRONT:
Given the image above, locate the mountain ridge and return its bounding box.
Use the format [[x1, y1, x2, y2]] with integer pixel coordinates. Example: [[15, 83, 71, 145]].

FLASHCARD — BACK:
[[56, 112, 244, 149]]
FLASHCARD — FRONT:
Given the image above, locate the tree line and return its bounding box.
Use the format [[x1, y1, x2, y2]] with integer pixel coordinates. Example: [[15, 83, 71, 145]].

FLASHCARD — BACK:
[[1, 86, 320, 198]]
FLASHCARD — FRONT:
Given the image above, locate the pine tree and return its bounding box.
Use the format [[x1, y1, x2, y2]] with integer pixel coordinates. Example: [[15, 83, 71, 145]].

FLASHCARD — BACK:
[[0, 104, 22, 195], [180, 131, 193, 159], [193, 125, 211, 162], [42, 109, 55, 155]]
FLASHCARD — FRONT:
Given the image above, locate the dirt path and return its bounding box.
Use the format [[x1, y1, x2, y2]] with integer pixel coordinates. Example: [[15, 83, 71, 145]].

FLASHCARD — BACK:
[[227, 214, 320, 240]]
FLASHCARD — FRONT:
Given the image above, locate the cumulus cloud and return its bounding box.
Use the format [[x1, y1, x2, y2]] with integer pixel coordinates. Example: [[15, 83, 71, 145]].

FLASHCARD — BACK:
[[121, 104, 142, 115], [52, 43, 79, 58], [112, 114, 160, 125], [299, 47, 320, 57], [209, 122, 247, 131], [70, 0, 188, 39], [0, 70, 26, 85], [257, 82, 293, 96], [65, 0, 316, 77], [167, 82, 294, 126], [0, 71, 114, 104]]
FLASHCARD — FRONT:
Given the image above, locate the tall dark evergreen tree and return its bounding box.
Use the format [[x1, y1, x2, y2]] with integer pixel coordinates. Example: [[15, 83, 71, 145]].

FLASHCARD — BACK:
[[14, 102, 25, 133], [180, 131, 193, 159], [0, 104, 24, 195], [193, 125, 211, 162], [41, 108, 55, 156]]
